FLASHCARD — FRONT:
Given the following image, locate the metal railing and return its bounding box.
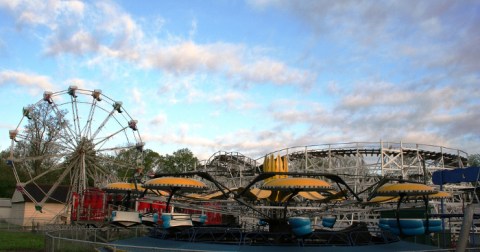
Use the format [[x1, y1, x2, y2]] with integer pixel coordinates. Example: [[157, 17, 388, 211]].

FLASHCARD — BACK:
[[44, 226, 230, 252], [1, 217, 478, 251], [43, 226, 480, 252]]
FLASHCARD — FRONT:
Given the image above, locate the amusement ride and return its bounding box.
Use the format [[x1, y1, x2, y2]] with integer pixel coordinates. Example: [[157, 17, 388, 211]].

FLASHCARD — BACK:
[[6, 87, 479, 250]]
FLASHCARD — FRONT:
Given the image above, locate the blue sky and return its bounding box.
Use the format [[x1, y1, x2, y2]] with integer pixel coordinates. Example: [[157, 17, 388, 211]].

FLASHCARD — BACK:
[[0, 0, 479, 160]]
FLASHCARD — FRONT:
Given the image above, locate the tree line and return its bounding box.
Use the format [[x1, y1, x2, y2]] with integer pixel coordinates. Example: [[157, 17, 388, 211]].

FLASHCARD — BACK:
[[0, 147, 199, 198]]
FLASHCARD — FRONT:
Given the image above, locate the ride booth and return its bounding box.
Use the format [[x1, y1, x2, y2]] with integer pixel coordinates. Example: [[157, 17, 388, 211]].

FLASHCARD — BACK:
[[71, 188, 106, 224]]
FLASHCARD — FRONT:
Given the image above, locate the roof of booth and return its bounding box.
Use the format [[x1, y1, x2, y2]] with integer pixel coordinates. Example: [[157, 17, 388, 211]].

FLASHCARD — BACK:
[[12, 184, 69, 204]]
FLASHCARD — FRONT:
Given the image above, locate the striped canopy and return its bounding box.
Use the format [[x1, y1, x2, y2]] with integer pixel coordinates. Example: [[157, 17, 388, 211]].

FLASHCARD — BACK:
[[144, 177, 207, 191], [423, 191, 452, 199], [237, 187, 272, 201], [376, 183, 438, 196], [298, 191, 326, 201], [186, 189, 230, 200], [367, 196, 399, 203], [249, 188, 272, 199], [261, 177, 333, 191], [103, 182, 144, 193], [151, 189, 170, 196]]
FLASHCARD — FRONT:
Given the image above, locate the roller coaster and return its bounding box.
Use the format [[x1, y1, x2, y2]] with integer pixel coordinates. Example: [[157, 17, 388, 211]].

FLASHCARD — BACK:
[[200, 142, 468, 198], [194, 142, 473, 235]]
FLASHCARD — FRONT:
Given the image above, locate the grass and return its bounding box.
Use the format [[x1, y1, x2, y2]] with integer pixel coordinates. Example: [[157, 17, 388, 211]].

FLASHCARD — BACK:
[[0, 230, 44, 251]]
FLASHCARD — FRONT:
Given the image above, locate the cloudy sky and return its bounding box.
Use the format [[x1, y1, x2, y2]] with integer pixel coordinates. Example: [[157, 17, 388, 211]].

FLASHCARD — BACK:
[[0, 0, 479, 161]]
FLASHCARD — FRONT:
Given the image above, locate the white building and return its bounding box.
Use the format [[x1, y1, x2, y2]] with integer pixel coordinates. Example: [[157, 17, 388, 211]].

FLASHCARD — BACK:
[[0, 198, 11, 220], [9, 184, 69, 226]]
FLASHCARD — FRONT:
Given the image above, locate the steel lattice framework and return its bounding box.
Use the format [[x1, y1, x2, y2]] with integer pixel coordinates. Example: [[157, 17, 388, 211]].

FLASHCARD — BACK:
[[194, 141, 471, 231], [201, 142, 467, 193]]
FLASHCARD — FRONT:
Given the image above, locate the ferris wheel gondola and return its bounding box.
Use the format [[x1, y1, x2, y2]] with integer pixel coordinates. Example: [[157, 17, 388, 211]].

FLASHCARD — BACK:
[[7, 86, 144, 212]]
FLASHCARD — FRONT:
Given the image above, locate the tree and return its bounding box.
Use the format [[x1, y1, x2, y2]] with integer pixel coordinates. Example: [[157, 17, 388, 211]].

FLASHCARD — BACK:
[[144, 149, 161, 173], [0, 150, 16, 197], [113, 148, 161, 181], [11, 103, 68, 185], [469, 154, 480, 167], [113, 148, 141, 181], [159, 148, 198, 174]]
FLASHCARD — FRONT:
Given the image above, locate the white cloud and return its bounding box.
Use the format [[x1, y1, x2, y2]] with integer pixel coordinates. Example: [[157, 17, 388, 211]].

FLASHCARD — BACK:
[[150, 112, 168, 126], [0, 70, 56, 94], [248, 0, 479, 78], [2, 0, 314, 88], [142, 41, 229, 73], [127, 87, 147, 117], [1, 0, 478, 158], [233, 58, 314, 87], [208, 90, 246, 109], [45, 30, 99, 56], [0, 0, 85, 29], [64, 78, 93, 90], [131, 87, 142, 104]]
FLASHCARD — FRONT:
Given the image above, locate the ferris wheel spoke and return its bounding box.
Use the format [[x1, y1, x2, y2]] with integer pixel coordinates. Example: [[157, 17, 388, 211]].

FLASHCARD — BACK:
[[10, 152, 69, 164], [46, 98, 79, 144], [93, 155, 137, 176], [93, 155, 133, 170], [31, 136, 74, 154], [70, 156, 86, 194], [93, 126, 130, 148], [69, 94, 82, 138], [96, 144, 138, 153], [55, 138, 77, 151], [13, 130, 76, 152], [17, 184, 45, 207], [82, 100, 98, 139], [88, 160, 118, 185], [37, 159, 76, 206], [85, 156, 111, 175], [91, 101, 123, 140], [86, 164, 106, 178], [21, 162, 66, 186], [6, 158, 21, 186], [86, 163, 111, 186]]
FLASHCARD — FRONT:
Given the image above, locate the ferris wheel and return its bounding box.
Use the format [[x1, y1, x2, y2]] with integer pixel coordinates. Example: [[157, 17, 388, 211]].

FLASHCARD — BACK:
[[7, 86, 144, 210]]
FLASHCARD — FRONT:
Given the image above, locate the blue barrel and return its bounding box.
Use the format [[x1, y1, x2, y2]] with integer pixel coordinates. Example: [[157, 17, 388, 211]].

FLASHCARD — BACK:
[[198, 214, 207, 224], [161, 214, 172, 229], [378, 218, 391, 230], [289, 217, 313, 237], [258, 219, 268, 226], [387, 218, 425, 236], [322, 216, 336, 228], [424, 219, 442, 233]]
